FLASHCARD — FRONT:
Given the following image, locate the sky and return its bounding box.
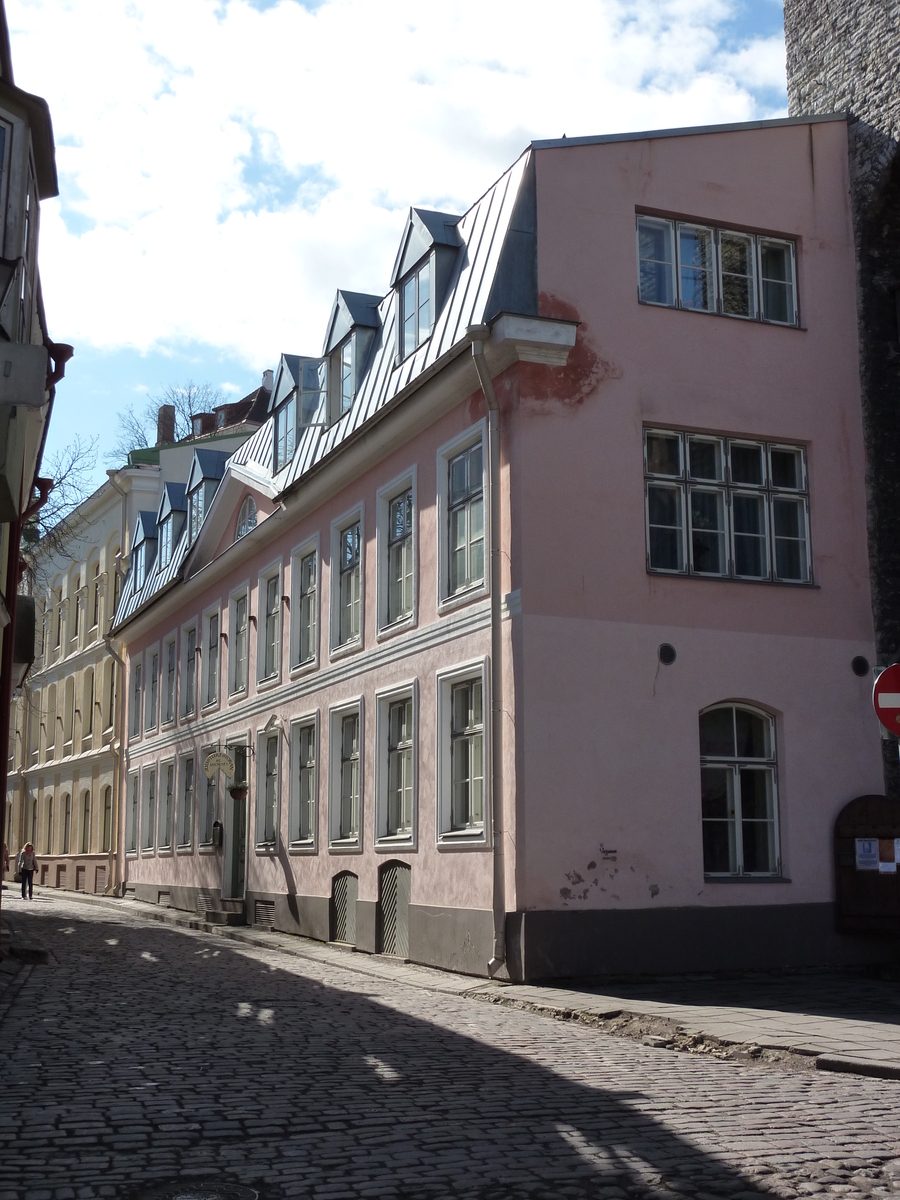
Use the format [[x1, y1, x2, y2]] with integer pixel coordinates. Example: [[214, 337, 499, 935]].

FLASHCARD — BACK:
[[7, 0, 788, 489]]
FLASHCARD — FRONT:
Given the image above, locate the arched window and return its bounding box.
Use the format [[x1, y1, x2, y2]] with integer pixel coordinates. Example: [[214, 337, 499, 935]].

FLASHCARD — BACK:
[[236, 495, 257, 540], [81, 790, 92, 855], [699, 704, 779, 877], [102, 786, 112, 853]]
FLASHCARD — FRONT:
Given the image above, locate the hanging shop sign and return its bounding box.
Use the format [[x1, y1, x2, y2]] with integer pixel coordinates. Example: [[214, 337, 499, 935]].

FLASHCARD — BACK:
[[204, 751, 235, 780]]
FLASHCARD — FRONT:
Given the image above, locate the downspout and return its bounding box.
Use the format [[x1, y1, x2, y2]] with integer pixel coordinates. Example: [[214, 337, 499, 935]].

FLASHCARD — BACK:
[[104, 469, 129, 896], [470, 330, 506, 978]]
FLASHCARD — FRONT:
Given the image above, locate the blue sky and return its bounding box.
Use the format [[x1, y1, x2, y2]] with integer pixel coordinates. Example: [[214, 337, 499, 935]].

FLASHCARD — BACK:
[[7, 0, 788, 491]]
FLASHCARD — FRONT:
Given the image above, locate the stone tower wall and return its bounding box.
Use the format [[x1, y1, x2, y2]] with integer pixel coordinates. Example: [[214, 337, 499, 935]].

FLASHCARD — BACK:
[[785, 0, 900, 796]]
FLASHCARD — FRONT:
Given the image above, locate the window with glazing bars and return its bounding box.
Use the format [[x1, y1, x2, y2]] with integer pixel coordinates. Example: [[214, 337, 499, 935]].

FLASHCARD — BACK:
[[81, 791, 90, 854], [159, 763, 174, 850], [200, 756, 216, 846], [126, 778, 137, 853], [179, 757, 194, 847], [297, 551, 316, 665], [400, 258, 431, 358], [102, 787, 112, 853], [261, 734, 278, 845], [63, 793, 71, 853], [644, 428, 810, 583], [340, 339, 353, 416], [91, 562, 101, 628], [274, 393, 296, 472], [339, 713, 360, 840], [232, 594, 248, 692], [131, 664, 142, 738], [184, 627, 196, 715], [387, 698, 413, 836], [142, 770, 156, 851], [450, 680, 484, 831], [636, 215, 797, 325], [700, 705, 779, 876], [147, 652, 158, 731], [291, 723, 315, 844], [206, 613, 219, 704], [339, 523, 361, 644], [448, 444, 484, 595], [262, 576, 279, 678], [164, 639, 176, 721], [188, 486, 203, 543], [159, 516, 173, 566], [388, 490, 413, 623]]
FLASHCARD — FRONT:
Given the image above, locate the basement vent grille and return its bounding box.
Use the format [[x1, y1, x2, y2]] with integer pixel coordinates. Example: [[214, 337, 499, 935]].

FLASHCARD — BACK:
[[157, 890, 171, 907], [197, 888, 216, 913], [255, 900, 276, 929]]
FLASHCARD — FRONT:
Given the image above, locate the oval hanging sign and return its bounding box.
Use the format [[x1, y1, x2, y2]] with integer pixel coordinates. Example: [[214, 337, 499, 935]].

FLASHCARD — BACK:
[[204, 751, 235, 780]]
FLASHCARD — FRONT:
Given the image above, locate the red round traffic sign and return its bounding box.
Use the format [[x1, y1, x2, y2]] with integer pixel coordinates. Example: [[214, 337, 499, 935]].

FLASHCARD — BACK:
[[873, 663, 900, 733]]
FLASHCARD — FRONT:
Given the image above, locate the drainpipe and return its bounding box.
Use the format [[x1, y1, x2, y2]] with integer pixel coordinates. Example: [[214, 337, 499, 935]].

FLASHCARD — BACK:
[[104, 468, 129, 896], [469, 329, 506, 978]]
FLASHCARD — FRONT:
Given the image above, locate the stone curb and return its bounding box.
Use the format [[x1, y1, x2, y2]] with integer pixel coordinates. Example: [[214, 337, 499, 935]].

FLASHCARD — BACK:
[[816, 1054, 900, 1081]]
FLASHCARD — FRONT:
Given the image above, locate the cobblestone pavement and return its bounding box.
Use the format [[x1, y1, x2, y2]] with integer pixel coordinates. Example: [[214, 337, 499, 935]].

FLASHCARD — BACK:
[[1, 893, 899, 1200]]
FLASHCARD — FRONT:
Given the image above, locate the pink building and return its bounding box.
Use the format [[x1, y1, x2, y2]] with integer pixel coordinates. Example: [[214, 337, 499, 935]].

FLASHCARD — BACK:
[[112, 113, 890, 979]]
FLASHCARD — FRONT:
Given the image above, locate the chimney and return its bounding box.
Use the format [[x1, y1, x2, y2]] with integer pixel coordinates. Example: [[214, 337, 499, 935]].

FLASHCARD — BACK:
[[262, 369, 274, 392], [157, 404, 176, 446]]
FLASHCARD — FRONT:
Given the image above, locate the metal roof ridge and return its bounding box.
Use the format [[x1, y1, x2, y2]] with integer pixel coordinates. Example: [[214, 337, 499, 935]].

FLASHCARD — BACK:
[[530, 112, 848, 151]]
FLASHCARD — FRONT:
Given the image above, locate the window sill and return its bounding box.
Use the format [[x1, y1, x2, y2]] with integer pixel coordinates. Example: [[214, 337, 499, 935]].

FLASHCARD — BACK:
[[376, 835, 416, 852], [330, 639, 362, 663], [157, 848, 174, 857], [637, 297, 803, 331], [227, 689, 248, 706], [437, 830, 489, 849], [181, 712, 197, 724], [288, 842, 317, 855], [140, 849, 156, 857], [289, 658, 318, 680], [159, 720, 175, 732], [704, 874, 791, 883], [646, 569, 818, 590], [176, 845, 193, 855], [255, 845, 277, 856], [198, 845, 217, 855], [201, 700, 219, 715], [438, 584, 488, 617], [256, 674, 281, 694], [328, 841, 362, 855], [376, 614, 417, 643]]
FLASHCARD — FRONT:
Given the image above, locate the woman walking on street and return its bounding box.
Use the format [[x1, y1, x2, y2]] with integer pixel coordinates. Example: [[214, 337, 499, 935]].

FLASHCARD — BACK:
[[17, 843, 37, 899]]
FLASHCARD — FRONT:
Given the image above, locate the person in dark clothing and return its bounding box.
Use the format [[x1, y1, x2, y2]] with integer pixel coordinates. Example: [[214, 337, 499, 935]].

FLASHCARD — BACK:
[[17, 843, 37, 899]]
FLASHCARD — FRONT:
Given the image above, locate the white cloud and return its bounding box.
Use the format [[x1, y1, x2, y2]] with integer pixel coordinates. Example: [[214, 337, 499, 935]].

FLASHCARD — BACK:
[[7, 0, 785, 366]]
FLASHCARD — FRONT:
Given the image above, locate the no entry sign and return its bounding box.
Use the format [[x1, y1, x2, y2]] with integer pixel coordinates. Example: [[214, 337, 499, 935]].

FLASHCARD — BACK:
[[873, 663, 900, 733]]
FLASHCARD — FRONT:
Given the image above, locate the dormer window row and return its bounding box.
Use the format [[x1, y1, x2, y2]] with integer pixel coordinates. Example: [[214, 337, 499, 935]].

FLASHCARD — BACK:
[[400, 256, 431, 359]]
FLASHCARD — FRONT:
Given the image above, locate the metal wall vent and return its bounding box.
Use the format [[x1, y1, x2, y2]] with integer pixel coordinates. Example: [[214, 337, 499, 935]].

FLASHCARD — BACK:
[[658, 643, 677, 665], [254, 900, 276, 929]]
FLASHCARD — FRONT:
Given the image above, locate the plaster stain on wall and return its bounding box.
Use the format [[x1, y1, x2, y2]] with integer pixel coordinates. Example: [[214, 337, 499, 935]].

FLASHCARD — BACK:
[[513, 293, 620, 414], [649, 884, 660, 898]]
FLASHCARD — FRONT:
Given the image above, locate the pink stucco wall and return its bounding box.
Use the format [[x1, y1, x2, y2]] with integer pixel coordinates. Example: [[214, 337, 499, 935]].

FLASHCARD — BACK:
[[509, 119, 881, 914]]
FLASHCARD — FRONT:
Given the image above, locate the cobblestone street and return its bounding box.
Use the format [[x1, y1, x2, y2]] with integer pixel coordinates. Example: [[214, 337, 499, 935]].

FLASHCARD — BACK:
[[1, 893, 899, 1200]]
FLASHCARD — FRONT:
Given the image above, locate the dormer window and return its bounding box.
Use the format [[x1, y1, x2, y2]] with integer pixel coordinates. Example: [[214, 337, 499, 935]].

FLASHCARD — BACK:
[[133, 545, 146, 592], [159, 516, 173, 567], [188, 485, 204, 543], [236, 495, 257, 540], [274, 390, 297, 474], [400, 257, 431, 359], [340, 339, 353, 413]]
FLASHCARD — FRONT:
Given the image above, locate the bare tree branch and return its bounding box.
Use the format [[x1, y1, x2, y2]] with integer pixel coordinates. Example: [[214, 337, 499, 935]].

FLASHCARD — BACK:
[[22, 433, 100, 592], [105, 380, 225, 465]]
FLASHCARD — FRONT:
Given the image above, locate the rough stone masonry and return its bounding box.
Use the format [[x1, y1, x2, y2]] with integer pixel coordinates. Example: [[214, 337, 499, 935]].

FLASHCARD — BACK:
[[784, 0, 900, 796]]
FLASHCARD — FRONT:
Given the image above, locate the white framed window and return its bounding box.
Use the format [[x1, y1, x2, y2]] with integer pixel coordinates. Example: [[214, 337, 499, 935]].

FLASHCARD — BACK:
[[126, 773, 139, 854], [145, 649, 159, 733], [158, 761, 174, 851], [159, 515, 174, 568], [375, 683, 416, 846], [90, 560, 102, 630], [376, 470, 416, 636], [289, 715, 318, 850], [328, 336, 355, 424], [329, 700, 362, 849], [436, 660, 489, 845], [132, 545, 147, 592], [700, 704, 780, 877], [229, 586, 250, 697], [141, 767, 157, 853], [200, 745, 218, 847], [187, 484, 204, 544], [178, 755, 195, 849], [257, 563, 282, 684], [180, 622, 198, 717], [331, 508, 363, 652], [644, 428, 811, 584], [290, 539, 318, 671], [236, 495, 257, 540], [399, 256, 432, 359], [274, 391, 297, 474], [256, 729, 280, 849], [437, 423, 487, 610], [130, 661, 142, 739], [202, 607, 220, 708], [162, 634, 177, 724], [636, 214, 798, 326]]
